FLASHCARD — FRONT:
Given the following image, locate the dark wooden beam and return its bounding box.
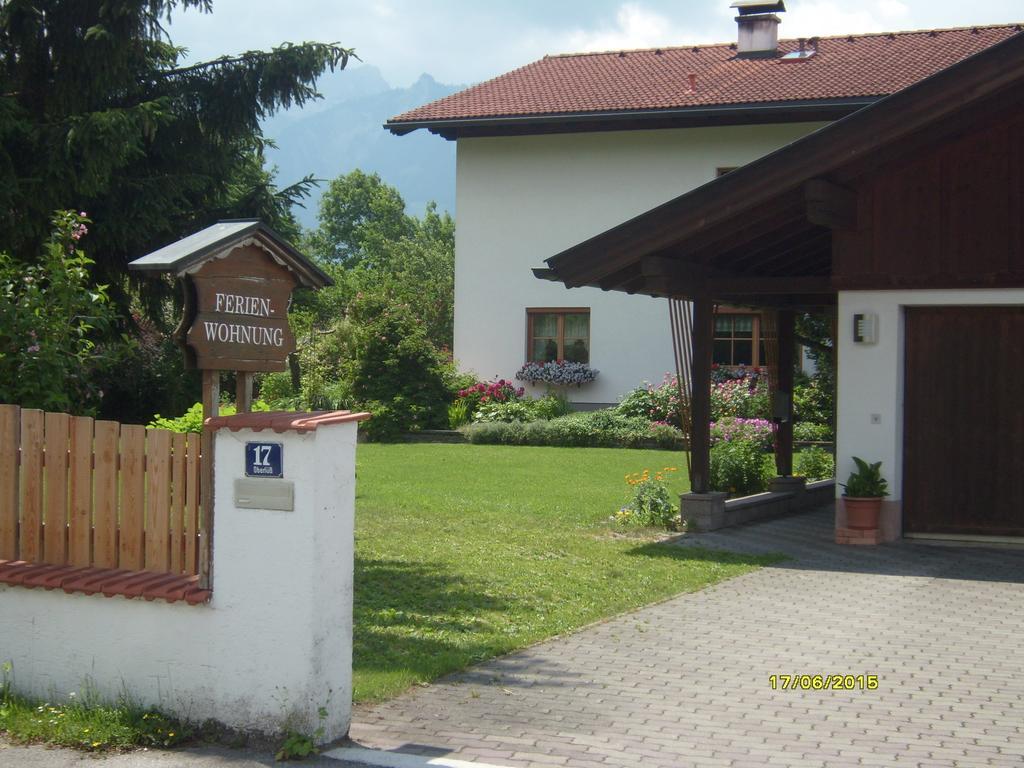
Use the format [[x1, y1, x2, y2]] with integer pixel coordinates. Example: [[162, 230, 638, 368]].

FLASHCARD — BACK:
[[720, 224, 831, 274], [832, 270, 1024, 291], [805, 179, 858, 230], [703, 275, 833, 295], [690, 297, 714, 494], [745, 241, 832, 278], [672, 206, 807, 269], [642, 255, 709, 279], [774, 311, 796, 477], [598, 263, 642, 291]]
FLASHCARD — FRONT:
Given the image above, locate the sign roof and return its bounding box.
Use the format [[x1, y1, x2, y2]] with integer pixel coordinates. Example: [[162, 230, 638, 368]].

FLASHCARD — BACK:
[[128, 219, 332, 289]]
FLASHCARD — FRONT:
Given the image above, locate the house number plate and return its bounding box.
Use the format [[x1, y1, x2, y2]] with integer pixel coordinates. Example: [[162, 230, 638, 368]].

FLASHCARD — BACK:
[[245, 442, 283, 478]]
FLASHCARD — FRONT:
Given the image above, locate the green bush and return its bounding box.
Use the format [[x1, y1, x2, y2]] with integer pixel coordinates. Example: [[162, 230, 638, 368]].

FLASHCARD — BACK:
[[793, 378, 833, 426], [793, 447, 835, 481], [464, 409, 686, 450], [473, 395, 571, 424], [474, 399, 536, 423], [148, 400, 272, 433], [0, 211, 119, 413], [710, 440, 774, 497], [258, 371, 297, 408], [346, 295, 450, 441], [793, 421, 833, 442]]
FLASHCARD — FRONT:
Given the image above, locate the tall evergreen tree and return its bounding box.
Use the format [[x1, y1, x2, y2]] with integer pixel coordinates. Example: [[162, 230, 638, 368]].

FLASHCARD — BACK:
[[0, 1, 352, 288]]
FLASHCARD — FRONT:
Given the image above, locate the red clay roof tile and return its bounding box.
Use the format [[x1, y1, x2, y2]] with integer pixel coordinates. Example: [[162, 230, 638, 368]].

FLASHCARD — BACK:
[[390, 25, 1022, 124]]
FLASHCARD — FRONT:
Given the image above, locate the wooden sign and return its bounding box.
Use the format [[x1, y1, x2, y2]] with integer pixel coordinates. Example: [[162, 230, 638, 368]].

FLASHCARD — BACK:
[[185, 246, 298, 372]]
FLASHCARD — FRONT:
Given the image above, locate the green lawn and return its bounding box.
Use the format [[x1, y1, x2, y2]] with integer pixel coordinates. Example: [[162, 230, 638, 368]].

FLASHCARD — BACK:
[[353, 444, 781, 702]]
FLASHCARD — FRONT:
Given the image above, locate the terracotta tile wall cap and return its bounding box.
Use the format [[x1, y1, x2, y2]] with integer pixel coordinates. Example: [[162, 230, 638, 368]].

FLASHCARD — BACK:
[[204, 410, 371, 434], [0, 560, 212, 605]]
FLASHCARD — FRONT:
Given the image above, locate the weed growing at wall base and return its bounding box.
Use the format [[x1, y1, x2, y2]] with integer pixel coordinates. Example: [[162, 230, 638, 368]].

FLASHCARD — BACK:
[[0, 668, 191, 752]]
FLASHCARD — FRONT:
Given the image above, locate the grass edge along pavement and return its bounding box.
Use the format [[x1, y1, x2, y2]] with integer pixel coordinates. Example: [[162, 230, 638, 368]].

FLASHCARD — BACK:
[[353, 443, 784, 703]]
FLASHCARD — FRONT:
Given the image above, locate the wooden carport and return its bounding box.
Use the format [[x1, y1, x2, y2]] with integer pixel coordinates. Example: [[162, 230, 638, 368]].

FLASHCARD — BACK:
[[537, 30, 1024, 498]]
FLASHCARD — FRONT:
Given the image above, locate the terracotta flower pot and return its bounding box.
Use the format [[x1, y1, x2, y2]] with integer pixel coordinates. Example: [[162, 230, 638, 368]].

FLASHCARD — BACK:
[[844, 496, 882, 530]]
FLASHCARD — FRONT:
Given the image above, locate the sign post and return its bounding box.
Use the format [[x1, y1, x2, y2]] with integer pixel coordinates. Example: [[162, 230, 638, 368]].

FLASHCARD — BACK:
[[129, 220, 333, 588]]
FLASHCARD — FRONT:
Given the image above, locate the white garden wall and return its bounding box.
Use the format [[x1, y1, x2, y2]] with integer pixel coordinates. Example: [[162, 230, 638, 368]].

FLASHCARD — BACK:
[[455, 123, 826, 404], [0, 415, 361, 741]]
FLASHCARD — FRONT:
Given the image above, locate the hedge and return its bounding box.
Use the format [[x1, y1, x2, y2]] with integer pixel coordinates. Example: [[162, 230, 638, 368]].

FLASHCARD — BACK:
[[464, 410, 685, 450]]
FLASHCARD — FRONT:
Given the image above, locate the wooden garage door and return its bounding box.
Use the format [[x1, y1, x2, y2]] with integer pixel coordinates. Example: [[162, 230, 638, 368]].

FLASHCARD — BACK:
[[904, 306, 1024, 536]]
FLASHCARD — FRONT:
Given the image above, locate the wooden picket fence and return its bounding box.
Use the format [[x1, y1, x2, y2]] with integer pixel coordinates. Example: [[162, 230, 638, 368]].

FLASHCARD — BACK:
[[0, 404, 202, 576]]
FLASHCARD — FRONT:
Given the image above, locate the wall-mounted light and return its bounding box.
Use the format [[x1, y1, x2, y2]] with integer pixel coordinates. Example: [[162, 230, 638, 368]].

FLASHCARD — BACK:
[[853, 313, 878, 344]]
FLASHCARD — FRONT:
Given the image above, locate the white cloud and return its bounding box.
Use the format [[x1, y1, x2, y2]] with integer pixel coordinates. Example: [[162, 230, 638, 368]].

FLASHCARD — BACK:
[[876, 0, 911, 19], [562, 3, 717, 53]]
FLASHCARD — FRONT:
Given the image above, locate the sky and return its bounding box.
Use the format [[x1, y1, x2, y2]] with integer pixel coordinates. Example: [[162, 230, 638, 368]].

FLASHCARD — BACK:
[[169, 0, 1024, 88]]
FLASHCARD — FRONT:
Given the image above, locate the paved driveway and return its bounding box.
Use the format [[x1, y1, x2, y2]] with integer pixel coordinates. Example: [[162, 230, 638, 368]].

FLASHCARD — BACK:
[[349, 507, 1024, 767]]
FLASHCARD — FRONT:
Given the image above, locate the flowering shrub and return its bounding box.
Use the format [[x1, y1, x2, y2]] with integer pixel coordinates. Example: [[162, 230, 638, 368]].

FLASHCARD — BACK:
[[0, 211, 119, 413], [710, 374, 770, 421], [612, 467, 680, 530], [710, 440, 774, 497], [516, 360, 598, 387], [710, 417, 774, 449], [617, 373, 686, 429], [456, 379, 523, 412]]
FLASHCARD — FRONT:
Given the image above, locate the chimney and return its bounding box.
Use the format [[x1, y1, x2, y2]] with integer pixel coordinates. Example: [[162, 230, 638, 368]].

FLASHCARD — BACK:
[[730, 1, 786, 58]]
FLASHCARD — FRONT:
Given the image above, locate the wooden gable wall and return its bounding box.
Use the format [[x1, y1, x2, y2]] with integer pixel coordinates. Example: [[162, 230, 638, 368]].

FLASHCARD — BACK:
[[833, 100, 1024, 288]]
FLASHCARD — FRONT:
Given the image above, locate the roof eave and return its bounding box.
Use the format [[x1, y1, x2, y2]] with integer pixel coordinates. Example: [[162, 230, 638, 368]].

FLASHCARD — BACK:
[[384, 96, 881, 139]]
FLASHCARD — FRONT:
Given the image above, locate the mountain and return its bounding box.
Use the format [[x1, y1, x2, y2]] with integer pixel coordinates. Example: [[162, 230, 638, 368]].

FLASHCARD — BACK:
[[261, 65, 462, 229]]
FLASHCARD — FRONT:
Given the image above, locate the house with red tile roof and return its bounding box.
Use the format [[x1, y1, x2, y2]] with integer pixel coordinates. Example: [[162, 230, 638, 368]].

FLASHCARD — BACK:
[[387, 5, 1022, 408]]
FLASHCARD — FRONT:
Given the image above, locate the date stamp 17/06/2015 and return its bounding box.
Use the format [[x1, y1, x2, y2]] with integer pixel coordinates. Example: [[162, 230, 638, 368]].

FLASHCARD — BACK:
[[769, 674, 879, 691]]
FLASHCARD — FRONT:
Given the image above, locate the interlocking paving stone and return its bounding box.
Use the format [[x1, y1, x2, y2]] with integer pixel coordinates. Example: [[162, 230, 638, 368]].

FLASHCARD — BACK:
[[349, 507, 1024, 767]]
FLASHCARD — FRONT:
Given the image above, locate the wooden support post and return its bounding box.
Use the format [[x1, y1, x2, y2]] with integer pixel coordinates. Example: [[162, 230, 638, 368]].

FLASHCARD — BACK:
[[775, 310, 796, 477], [235, 371, 253, 414], [690, 297, 714, 494], [200, 369, 219, 590]]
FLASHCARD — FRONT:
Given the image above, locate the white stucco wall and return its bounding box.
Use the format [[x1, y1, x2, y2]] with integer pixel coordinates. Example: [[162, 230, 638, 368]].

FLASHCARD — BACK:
[[0, 419, 358, 741], [837, 289, 1024, 504], [455, 123, 826, 404]]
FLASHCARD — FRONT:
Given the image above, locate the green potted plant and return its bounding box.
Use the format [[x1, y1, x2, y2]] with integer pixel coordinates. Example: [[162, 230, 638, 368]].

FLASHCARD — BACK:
[[840, 456, 889, 529]]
